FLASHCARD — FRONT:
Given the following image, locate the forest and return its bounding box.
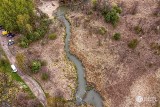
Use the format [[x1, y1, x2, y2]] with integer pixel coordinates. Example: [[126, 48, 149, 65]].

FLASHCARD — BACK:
[[0, 0, 50, 48]]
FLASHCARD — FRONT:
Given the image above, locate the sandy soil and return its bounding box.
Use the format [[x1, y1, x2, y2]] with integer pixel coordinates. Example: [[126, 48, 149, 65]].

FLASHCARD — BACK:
[[67, 0, 160, 107], [38, 0, 59, 18]]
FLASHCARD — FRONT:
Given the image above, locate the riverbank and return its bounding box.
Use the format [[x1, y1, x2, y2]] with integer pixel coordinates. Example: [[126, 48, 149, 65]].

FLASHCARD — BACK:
[[11, 17, 77, 102], [67, 0, 160, 106], [7, 0, 78, 105], [67, 12, 110, 106], [57, 7, 101, 107]]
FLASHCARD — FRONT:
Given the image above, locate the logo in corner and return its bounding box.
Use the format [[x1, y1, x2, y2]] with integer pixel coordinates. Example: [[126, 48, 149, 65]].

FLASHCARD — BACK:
[[136, 96, 143, 103]]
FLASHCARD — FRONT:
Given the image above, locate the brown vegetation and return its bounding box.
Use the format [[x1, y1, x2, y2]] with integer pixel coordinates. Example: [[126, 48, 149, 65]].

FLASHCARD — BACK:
[[12, 17, 77, 102], [67, 0, 160, 107]]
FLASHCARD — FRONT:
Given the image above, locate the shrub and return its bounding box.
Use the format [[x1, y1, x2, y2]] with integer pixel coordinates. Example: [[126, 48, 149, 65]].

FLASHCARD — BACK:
[[19, 37, 29, 48], [31, 61, 41, 73], [102, 5, 122, 26], [0, 58, 8, 67], [33, 31, 41, 40], [98, 27, 107, 35], [112, 33, 121, 40], [113, 6, 122, 14], [134, 26, 143, 34], [41, 72, 49, 81], [92, 0, 97, 10], [153, 1, 160, 16], [48, 33, 57, 40], [19, 41, 29, 48], [18, 17, 50, 48], [128, 39, 139, 49], [16, 53, 28, 72], [104, 8, 120, 26], [87, 10, 93, 15], [40, 60, 47, 66], [150, 42, 160, 55]]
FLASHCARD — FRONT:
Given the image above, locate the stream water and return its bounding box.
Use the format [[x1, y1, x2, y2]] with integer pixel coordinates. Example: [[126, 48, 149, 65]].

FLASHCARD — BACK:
[[54, 6, 103, 107]]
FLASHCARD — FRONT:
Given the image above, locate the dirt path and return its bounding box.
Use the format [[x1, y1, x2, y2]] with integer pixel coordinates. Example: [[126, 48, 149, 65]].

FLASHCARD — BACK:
[[0, 34, 47, 106]]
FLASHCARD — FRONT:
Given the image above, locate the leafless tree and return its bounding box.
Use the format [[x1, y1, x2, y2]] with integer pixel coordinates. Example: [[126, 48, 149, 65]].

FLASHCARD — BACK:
[[130, 1, 139, 15], [153, 1, 160, 16], [27, 99, 41, 107]]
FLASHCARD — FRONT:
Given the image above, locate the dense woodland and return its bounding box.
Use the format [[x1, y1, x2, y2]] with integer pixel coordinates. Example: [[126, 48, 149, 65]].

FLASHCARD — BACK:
[[0, 0, 50, 48], [0, 0, 34, 33]]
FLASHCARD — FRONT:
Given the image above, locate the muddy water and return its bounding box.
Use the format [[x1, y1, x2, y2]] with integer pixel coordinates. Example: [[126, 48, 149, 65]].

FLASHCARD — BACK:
[[54, 7, 103, 107]]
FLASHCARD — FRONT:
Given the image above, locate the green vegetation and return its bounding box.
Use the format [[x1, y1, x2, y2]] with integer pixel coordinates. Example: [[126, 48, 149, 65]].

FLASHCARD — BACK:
[[19, 37, 29, 48], [112, 33, 121, 40], [0, 72, 16, 106], [150, 42, 160, 55], [103, 5, 122, 26], [48, 33, 57, 40], [86, 85, 94, 91], [113, 5, 122, 14], [0, 0, 34, 32], [98, 27, 107, 35], [41, 72, 49, 81], [18, 18, 51, 48], [134, 26, 143, 34], [0, 0, 50, 48], [40, 60, 47, 66], [0, 56, 22, 82], [92, 0, 98, 10], [47, 95, 67, 107], [0, 47, 34, 101], [31, 61, 41, 73], [16, 53, 28, 72], [128, 39, 139, 49]]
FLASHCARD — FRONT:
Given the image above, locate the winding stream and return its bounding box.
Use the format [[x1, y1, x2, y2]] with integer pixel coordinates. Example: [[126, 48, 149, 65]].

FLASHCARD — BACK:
[[54, 7, 103, 107]]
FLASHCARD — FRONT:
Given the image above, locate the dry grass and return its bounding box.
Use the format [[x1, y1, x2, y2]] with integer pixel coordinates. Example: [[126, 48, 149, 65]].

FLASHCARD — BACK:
[[68, 0, 160, 106]]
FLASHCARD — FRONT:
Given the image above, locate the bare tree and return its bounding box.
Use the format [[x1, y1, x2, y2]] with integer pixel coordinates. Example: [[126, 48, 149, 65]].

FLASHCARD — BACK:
[[27, 99, 41, 107]]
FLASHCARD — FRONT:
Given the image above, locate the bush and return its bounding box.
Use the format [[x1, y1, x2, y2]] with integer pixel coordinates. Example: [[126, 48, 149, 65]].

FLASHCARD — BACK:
[[16, 53, 28, 72], [153, 1, 160, 16], [112, 33, 121, 40], [134, 26, 143, 34], [113, 6, 122, 14], [128, 39, 139, 49], [33, 31, 41, 40], [150, 42, 160, 55], [40, 60, 47, 66], [31, 61, 41, 73], [92, 0, 97, 10], [19, 41, 29, 48], [19, 37, 29, 48], [104, 8, 120, 26], [18, 18, 50, 48], [41, 72, 49, 81], [102, 5, 122, 26], [48, 33, 57, 40], [0, 58, 8, 67], [98, 27, 107, 35]]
